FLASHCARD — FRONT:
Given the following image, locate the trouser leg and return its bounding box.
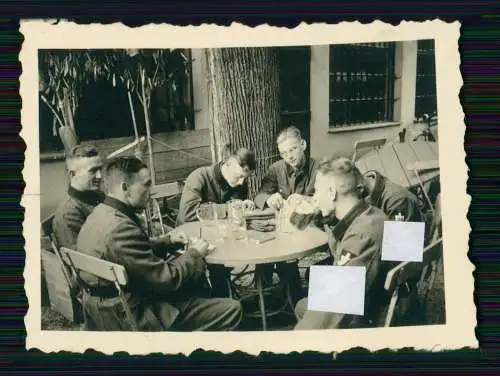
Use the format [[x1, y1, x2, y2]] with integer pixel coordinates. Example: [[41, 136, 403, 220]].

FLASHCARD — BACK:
[[171, 297, 243, 331], [275, 261, 304, 306], [207, 264, 232, 298], [256, 263, 275, 286], [304, 255, 334, 283], [294, 298, 346, 330]]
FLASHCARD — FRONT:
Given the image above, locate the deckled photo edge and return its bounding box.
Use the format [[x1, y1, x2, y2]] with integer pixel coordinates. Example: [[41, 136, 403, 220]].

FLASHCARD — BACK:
[[20, 19, 476, 356]]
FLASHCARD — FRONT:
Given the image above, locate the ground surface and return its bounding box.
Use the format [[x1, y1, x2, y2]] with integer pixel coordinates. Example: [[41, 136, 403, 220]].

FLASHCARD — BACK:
[[42, 251, 445, 331]]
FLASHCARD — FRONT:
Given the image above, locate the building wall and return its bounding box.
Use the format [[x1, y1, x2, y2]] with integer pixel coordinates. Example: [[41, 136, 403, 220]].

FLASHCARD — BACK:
[[309, 42, 418, 160]]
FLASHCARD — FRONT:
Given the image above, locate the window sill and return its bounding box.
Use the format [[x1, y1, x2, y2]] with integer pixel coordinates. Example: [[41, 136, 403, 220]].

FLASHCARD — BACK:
[[328, 122, 400, 134]]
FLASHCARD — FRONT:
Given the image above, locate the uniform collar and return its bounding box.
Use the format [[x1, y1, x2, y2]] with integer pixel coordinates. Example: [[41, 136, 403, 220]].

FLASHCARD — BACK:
[[285, 156, 310, 177], [68, 186, 104, 207], [103, 195, 141, 226], [214, 162, 231, 191], [330, 200, 370, 241]]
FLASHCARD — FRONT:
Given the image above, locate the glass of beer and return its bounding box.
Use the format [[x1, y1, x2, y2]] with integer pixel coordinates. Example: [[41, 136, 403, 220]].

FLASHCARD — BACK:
[[289, 197, 318, 231], [227, 199, 248, 241], [196, 203, 220, 242]]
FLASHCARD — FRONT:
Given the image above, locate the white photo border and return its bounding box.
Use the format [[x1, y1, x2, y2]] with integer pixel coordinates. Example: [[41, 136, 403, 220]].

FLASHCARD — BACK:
[[20, 19, 476, 355]]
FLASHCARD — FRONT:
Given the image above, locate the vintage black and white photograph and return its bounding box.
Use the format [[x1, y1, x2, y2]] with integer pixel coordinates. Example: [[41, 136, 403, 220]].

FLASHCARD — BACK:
[[21, 20, 475, 354]]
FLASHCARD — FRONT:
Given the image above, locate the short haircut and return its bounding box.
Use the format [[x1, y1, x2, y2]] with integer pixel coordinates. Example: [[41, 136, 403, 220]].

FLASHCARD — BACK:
[[317, 156, 364, 197], [228, 147, 256, 172], [277, 126, 302, 145], [66, 144, 100, 169], [105, 156, 148, 186]]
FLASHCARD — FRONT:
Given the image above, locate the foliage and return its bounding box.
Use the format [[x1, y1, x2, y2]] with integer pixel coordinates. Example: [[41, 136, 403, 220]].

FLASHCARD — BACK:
[[38, 49, 192, 138]]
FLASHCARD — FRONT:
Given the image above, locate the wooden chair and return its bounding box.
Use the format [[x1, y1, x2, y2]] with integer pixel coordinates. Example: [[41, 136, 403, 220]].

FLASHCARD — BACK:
[[145, 180, 186, 237], [406, 159, 440, 216], [40, 215, 83, 323], [59, 247, 139, 331], [382, 237, 443, 327], [351, 137, 387, 163]]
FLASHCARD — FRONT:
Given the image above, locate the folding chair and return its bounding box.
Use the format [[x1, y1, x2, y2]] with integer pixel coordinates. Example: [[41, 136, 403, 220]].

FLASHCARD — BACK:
[[406, 159, 440, 216], [145, 180, 186, 237], [351, 137, 387, 163], [59, 247, 139, 331], [40, 215, 83, 324], [382, 238, 443, 327]]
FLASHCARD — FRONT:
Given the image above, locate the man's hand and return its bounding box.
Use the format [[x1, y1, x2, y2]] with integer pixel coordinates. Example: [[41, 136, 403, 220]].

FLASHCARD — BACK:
[[242, 199, 256, 212], [189, 237, 215, 258], [266, 192, 284, 210], [170, 231, 189, 245], [287, 193, 307, 207], [337, 252, 353, 266]]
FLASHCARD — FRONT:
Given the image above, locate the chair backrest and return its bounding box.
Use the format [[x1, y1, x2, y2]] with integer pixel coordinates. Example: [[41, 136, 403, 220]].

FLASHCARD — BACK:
[[60, 247, 128, 286], [150, 180, 185, 200], [406, 159, 439, 174], [41, 214, 55, 237], [428, 194, 442, 243], [384, 237, 443, 293], [352, 137, 387, 162]]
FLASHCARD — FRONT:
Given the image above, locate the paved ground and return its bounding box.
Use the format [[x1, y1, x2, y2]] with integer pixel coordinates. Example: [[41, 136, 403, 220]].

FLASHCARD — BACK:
[[41, 251, 445, 331]]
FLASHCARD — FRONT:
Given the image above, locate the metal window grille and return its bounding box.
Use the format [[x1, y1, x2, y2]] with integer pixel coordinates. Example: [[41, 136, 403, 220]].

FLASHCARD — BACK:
[[414, 40, 437, 118], [329, 43, 396, 127]]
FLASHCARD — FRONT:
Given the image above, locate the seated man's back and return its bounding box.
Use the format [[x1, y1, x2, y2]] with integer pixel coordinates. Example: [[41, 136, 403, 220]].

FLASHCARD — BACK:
[[295, 157, 391, 330], [363, 170, 421, 222]]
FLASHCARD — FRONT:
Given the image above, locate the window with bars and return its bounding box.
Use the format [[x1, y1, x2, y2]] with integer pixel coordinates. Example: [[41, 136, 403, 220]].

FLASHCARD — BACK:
[[415, 40, 437, 119], [329, 43, 396, 128]]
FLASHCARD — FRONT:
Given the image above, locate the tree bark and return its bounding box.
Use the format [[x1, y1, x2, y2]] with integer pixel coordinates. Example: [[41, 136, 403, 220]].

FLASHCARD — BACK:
[[206, 47, 281, 196]]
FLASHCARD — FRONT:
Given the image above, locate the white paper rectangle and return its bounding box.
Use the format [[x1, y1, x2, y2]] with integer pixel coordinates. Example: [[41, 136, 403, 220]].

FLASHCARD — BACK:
[[381, 221, 426, 262], [307, 265, 366, 316]]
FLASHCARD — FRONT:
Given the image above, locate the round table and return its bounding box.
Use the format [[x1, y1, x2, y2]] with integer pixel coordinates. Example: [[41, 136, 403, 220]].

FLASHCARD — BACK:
[[172, 221, 328, 330]]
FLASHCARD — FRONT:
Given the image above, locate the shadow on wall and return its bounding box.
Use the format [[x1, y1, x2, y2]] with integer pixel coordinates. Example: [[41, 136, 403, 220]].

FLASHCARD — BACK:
[[40, 160, 68, 220]]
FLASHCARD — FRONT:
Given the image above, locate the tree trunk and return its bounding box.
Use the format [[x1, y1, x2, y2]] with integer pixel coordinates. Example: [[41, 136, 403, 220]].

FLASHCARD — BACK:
[[206, 47, 281, 196]]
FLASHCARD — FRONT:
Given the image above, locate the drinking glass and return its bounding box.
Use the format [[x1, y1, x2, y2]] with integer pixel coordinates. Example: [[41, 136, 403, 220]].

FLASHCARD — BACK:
[[196, 203, 221, 242], [228, 199, 248, 241]]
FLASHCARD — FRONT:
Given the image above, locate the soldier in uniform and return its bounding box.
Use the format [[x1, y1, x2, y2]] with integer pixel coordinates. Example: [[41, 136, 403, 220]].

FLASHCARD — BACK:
[[77, 156, 242, 331], [253, 126, 318, 305], [362, 170, 422, 222], [52, 144, 105, 249], [295, 157, 389, 330], [51, 145, 105, 322], [176, 148, 257, 298]]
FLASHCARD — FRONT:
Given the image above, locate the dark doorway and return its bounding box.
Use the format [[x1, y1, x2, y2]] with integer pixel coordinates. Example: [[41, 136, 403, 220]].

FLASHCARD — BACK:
[[278, 47, 311, 156]]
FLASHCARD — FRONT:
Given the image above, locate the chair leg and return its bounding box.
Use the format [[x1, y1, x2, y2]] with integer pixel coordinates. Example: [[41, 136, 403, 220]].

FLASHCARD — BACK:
[[384, 288, 399, 327], [111, 268, 138, 331]]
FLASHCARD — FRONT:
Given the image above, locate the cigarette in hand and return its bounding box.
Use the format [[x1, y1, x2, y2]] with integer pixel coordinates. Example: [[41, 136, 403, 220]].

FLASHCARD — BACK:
[[257, 236, 276, 244]]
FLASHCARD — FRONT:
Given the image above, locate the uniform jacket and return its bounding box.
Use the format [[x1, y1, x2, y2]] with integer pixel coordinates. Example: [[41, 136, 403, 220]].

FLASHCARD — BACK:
[[76, 196, 206, 331], [52, 186, 104, 249], [176, 163, 249, 225], [364, 170, 422, 222], [322, 201, 389, 329], [254, 157, 318, 209]]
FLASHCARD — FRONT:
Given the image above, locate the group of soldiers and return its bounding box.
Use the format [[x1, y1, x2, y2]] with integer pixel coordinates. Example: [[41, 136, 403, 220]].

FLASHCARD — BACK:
[[50, 125, 430, 331]]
